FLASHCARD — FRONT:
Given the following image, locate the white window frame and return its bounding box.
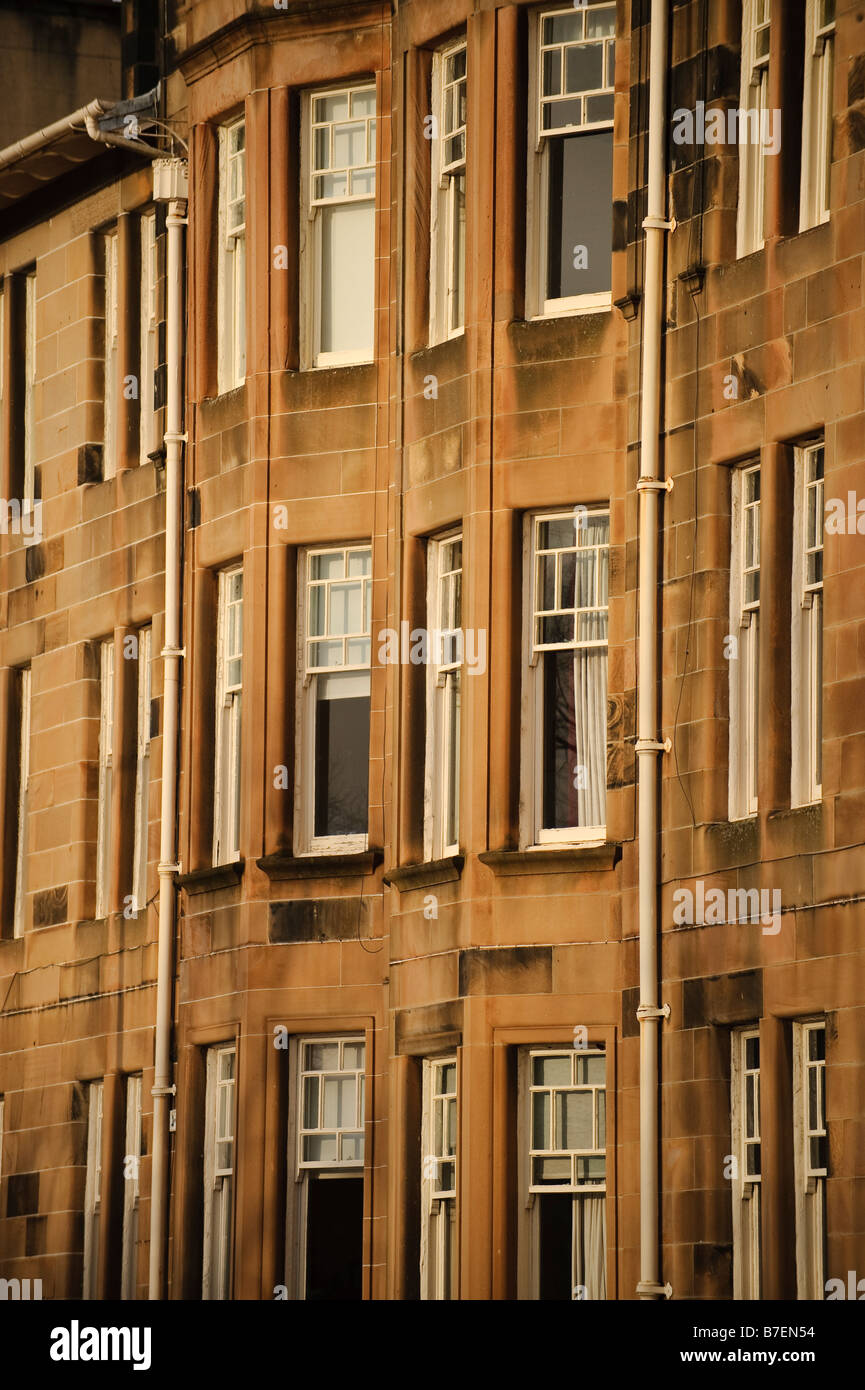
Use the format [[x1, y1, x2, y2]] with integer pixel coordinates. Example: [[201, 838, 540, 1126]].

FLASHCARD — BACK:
[[95, 638, 114, 919], [132, 627, 152, 913], [213, 566, 243, 866], [424, 533, 462, 860], [421, 1055, 458, 1300], [82, 1079, 104, 1299], [800, 0, 835, 231], [737, 0, 771, 258], [121, 1073, 142, 1299], [217, 116, 246, 394], [521, 507, 609, 848], [429, 40, 467, 344], [792, 442, 824, 807], [297, 1036, 366, 1170], [203, 1042, 236, 1300], [729, 463, 761, 820], [23, 269, 36, 513], [285, 1035, 367, 1300], [295, 543, 372, 856], [731, 1027, 762, 1299], [103, 230, 119, 477], [300, 84, 377, 369], [526, 5, 616, 319], [13, 666, 30, 938], [517, 1046, 607, 1300], [793, 1020, 827, 1299], [139, 210, 158, 464]]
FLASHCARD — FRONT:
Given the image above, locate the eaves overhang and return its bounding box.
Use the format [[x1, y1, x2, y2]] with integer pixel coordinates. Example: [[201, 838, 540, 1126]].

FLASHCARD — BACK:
[[0, 88, 160, 216]]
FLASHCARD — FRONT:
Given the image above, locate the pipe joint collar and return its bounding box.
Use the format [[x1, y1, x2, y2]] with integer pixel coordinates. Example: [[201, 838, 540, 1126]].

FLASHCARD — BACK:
[[636, 1281, 673, 1299]]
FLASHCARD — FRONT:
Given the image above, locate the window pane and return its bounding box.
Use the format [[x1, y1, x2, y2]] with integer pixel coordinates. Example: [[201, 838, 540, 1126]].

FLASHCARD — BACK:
[[451, 173, 466, 332], [745, 1035, 759, 1070], [323, 1076, 353, 1128], [312, 552, 345, 581], [315, 172, 347, 200], [597, 1090, 605, 1147], [808, 1068, 819, 1130], [543, 48, 562, 97], [351, 168, 375, 196], [587, 6, 616, 39], [586, 94, 614, 125], [575, 1156, 606, 1184], [539, 518, 576, 551], [533, 1091, 551, 1148], [544, 12, 580, 43], [556, 1091, 593, 1150], [333, 122, 366, 168], [315, 93, 349, 123], [541, 614, 574, 646], [307, 1042, 339, 1071], [346, 638, 370, 666], [440, 1062, 457, 1095], [314, 126, 330, 170], [341, 1133, 364, 1162], [534, 1155, 571, 1184], [746, 1142, 761, 1177], [343, 1042, 365, 1071], [330, 582, 363, 634], [319, 203, 375, 356], [534, 1054, 570, 1087], [565, 43, 603, 94], [348, 549, 372, 577], [539, 553, 558, 610], [578, 1054, 605, 1085], [351, 89, 376, 118], [542, 649, 577, 826], [546, 131, 613, 299], [303, 1075, 319, 1128], [303, 1134, 337, 1163], [314, 676, 370, 836], [808, 1027, 825, 1062], [543, 98, 582, 131]]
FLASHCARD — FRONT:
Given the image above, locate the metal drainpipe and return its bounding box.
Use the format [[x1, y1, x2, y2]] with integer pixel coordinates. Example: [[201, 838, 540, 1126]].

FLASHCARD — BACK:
[[148, 158, 189, 1299], [635, 0, 673, 1302]]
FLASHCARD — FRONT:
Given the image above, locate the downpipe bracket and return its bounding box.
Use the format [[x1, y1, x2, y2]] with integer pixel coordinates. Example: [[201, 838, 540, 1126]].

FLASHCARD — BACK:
[[151, 1084, 176, 1099], [635, 737, 672, 755], [642, 214, 676, 232], [637, 1003, 671, 1022], [637, 1281, 674, 1299], [636, 476, 673, 494]]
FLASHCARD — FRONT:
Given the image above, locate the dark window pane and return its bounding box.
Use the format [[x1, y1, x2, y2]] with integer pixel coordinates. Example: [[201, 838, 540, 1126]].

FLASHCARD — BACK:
[[538, 1194, 573, 1301], [314, 687, 370, 836], [305, 1176, 363, 1300], [546, 131, 613, 300], [586, 93, 614, 125], [542, 650, 576, 829], [543, 97, 582, 131], [565, 42, 603, 94]]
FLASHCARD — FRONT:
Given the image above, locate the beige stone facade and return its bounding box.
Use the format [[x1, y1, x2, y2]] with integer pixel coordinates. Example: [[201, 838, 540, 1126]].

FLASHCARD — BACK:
[[0, 0, 863, 1302]]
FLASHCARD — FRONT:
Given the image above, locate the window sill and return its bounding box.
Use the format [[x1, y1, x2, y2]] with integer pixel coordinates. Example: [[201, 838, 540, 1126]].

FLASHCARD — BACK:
[[309, 354, 374, 372], [257, 849, 383, 881], [479, 844, 620, 876], [178, 860, 244, 895], [383, 856, 464, 892], [531, 296, 612, 321]]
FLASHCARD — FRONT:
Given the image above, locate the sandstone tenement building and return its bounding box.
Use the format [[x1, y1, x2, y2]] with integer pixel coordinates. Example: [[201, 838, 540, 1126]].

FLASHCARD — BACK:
[[0, 0, 863, 1301]]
